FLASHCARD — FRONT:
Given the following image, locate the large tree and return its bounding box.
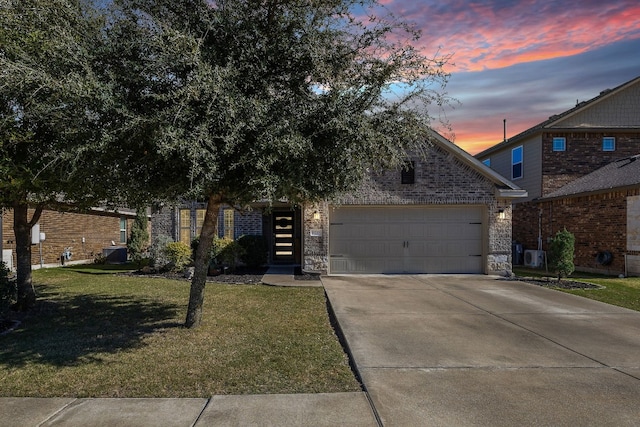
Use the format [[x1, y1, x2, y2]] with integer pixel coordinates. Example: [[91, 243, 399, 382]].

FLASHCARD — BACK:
[[106, 0, 451, 328], [0, 0, 108, 309]]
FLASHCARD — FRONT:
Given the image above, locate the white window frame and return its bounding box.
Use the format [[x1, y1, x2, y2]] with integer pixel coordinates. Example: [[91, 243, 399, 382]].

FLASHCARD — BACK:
[[552, 137, 566, 152], [603, 137, 616, 151], [119, 217, 127, 243], [511, 146, 523, 180]]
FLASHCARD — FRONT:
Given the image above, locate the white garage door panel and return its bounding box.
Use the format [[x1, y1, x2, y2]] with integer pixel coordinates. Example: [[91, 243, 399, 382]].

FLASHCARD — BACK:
[[329, 206, 484, 274]]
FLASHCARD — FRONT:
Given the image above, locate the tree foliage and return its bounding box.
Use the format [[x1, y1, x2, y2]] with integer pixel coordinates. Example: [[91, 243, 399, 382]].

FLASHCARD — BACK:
[[105, 0, 452, 327], [550, 228, 575, 280], [0, 0, 108, 309]]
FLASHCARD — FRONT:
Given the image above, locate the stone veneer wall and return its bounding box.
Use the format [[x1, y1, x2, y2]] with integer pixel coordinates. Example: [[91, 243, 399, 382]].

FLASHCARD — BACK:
[[303, 144, 514, 274], [151, 204, 176, 241]]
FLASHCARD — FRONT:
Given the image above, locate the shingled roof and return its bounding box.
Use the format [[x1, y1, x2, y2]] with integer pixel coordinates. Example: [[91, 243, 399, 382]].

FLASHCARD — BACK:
[[541, 154, 640, 200]]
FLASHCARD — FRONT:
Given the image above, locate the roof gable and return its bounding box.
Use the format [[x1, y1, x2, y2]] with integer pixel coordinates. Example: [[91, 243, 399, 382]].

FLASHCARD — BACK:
[[551, 78, 640, 129], [428, 130, 526, 197]]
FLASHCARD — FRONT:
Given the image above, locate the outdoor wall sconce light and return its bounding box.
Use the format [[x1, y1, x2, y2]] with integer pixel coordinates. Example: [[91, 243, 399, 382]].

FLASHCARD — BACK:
[[313, 211, 320, 220], [498, 209, 506, 220]]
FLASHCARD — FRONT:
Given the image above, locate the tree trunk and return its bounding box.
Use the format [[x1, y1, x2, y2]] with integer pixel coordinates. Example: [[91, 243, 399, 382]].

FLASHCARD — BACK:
[[185, 193, 223, 328], [13, 203, 43, 311]]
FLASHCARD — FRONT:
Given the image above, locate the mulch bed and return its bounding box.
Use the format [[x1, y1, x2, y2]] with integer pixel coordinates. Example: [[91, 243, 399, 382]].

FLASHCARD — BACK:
[[507, 276, 603, 289], [124, 266, 321, 284]]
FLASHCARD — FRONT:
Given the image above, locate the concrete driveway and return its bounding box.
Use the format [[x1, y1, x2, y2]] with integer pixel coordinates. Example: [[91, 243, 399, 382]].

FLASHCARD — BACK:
[[322, 275, 640, 426]]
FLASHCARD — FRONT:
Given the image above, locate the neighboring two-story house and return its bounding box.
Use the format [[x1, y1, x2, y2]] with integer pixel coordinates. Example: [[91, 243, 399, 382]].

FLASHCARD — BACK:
[[476, 75, 640, 276], [153, 131, 527, 275]]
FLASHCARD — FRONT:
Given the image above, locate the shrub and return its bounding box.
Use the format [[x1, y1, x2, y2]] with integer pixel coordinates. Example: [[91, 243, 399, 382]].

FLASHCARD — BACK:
[[212, 237, 245, 272], [549, 228, 575, 280], [238, 235, 268, 267], [0, 262, 16, 320], [150, 234, 173, 269], [128, 209, 150, 269], [163, 241, 192, 272]]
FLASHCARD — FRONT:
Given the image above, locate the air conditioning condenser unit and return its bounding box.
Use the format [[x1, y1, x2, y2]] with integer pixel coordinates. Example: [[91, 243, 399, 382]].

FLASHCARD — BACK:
[[524, 250, 545, 268]]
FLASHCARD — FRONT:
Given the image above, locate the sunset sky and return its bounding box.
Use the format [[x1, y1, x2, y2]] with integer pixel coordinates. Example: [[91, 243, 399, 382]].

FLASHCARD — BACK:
[[378, 0, 640, 154]]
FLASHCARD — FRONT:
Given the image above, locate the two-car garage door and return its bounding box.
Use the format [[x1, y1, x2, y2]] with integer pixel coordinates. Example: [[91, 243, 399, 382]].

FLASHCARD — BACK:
[[329, 206, 484, 274]]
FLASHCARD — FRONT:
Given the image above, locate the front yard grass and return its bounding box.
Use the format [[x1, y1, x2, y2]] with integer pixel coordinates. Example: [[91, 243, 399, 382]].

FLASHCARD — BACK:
[[0, 266, 360, 397], [514, 267, 640, 312]]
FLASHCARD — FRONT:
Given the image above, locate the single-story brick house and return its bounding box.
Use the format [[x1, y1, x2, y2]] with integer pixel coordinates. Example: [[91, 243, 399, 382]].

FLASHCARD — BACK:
[[153, 132, 527, 275], [1, 207, 140, 270], [533, 155, 640, 276]]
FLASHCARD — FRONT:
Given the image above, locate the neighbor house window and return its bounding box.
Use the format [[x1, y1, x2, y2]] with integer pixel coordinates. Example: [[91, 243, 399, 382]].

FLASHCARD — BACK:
[[552, 137, 566, 151], [223, 208, 234, 240], [512, 146, 523, 179], [119, 217, 127, 243], [482, 158, 491, 167], [401, 161, 415, 184], [603, 137, 615, 151]]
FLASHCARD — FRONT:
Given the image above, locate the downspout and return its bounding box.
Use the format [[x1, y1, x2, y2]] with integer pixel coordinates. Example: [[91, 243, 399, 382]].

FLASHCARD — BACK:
[[625, 253, 628, 278], [0, 209, 3, 264]]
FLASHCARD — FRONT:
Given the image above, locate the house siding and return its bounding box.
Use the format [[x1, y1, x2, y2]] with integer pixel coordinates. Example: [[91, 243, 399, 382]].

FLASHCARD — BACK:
[[303, 143, 514, 274], [479, 136, 542, 202], [554, 80, 640, 127]]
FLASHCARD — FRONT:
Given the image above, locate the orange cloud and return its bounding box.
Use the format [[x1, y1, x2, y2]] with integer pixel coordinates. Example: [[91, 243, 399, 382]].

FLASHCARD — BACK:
[[405, 2, 640, 72]]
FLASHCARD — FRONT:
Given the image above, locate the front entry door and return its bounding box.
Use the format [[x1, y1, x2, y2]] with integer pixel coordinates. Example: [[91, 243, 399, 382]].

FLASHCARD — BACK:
[[272, 211, 296, 263]]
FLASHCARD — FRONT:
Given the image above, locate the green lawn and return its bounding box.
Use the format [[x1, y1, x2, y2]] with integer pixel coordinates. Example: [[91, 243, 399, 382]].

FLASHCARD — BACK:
[[0, 265, 360, 397], [514, 267, 640, 312]]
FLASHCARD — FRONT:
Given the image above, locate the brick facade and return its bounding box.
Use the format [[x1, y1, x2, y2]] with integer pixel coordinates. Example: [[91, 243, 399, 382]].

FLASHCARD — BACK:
[[541, 131, 640, 195], [234, 209, 263, 238], [513, 188, 640, 275], [302, 143, 516, 274], [2, 208, 135, 269]]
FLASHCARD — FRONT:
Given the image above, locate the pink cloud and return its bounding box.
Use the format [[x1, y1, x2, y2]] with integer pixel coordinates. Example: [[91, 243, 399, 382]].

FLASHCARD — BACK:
[[378, 1, 640, 72]]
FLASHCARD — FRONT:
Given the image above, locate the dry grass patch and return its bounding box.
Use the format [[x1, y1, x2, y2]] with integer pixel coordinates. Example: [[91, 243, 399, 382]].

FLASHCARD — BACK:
[[0, 266, 360, 397]]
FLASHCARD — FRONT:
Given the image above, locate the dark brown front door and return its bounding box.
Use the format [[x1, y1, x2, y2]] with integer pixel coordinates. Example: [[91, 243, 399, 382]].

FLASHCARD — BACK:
[[272, 211, 296, 263]]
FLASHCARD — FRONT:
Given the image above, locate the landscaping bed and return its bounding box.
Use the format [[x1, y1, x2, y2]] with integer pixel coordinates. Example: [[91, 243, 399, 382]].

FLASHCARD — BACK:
[[125, 266, 321, 284], [508, 276, 603, 290]]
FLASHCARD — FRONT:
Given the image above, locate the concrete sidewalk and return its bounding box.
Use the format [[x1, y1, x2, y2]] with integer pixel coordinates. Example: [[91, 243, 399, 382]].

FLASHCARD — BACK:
[[323, 274, 640, 426], [260, 265, 322, 288], [1, 393, 377, 426]]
